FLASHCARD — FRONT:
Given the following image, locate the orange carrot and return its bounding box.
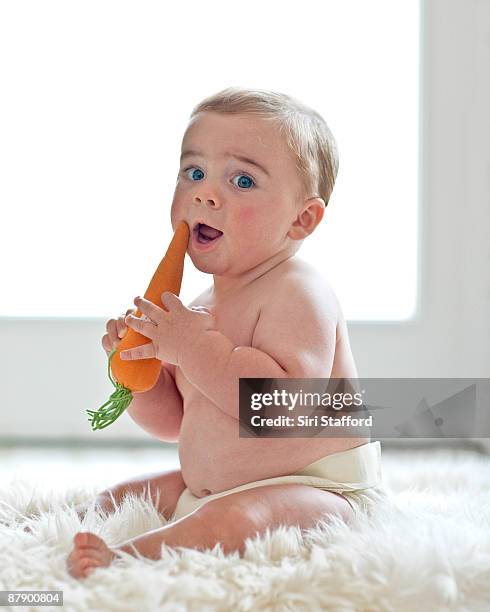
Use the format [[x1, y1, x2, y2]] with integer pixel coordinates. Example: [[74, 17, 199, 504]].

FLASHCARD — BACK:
[[87, 220, 190, 430]]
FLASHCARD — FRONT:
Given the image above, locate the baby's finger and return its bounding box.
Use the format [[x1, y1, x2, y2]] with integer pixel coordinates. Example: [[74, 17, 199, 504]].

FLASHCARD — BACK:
[[116, 308, 136, 338], [120, 341, 155, 361], [116, 317, 128, 339], [101, 334, 112, 354], [106, 319, 122, 348], [106, 318, 118, 339]]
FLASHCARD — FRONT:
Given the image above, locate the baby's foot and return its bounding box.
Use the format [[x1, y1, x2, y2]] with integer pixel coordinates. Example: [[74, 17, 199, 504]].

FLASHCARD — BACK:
[[67, 532, 116, 579]]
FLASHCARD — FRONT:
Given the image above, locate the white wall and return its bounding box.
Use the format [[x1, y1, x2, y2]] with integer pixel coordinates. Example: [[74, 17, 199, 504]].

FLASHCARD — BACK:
[[1, 0, 489, 442], [349, 0, 490, 379]]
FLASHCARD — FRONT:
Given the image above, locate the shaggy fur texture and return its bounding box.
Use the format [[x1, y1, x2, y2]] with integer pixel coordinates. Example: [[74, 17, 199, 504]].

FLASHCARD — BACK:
[[0, 448, 489, 611]]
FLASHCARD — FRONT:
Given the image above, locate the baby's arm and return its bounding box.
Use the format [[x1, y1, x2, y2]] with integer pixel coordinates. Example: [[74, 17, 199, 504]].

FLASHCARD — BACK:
[[126, 364, 183, 442], [178, 275, 337, 419]]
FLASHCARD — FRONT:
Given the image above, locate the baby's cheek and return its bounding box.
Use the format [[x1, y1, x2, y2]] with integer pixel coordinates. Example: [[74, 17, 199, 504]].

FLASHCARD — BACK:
[[237, 207, 256, 225], [237, 208, 267, 240], [237, 208, 275, 244]]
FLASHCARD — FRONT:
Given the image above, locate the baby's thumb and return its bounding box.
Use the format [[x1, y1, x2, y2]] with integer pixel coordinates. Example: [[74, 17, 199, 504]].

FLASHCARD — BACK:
[[118, 328, 127, 338]]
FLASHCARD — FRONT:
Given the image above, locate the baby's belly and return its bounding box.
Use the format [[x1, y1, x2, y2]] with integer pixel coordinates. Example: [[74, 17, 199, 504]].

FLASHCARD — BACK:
[[178, 399, 368, 497]]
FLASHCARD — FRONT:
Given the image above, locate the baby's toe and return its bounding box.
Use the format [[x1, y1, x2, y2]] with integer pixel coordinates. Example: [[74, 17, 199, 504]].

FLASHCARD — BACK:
[[67, 550, 109, 579], [68, 560, 94, 579], [78, 558, 99, 578], [67, 554, 88, 579], [74, 531, 102, 548], [70, 547, 100, 564]]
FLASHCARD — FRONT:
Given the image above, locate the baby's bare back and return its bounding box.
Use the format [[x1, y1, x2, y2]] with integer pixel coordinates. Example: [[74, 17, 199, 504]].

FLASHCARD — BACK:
[[171, 258, 367, 498]]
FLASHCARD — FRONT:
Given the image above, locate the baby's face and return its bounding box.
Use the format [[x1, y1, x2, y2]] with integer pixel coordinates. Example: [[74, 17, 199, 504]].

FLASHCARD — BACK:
[[171, 111, 306, 276]]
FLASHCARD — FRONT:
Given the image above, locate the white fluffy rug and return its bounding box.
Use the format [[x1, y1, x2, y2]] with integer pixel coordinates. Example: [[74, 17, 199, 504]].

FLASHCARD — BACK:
[[1, 447, 490, 611]]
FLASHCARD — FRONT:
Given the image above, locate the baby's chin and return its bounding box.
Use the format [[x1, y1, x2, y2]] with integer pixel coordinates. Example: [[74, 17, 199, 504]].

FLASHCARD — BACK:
[[191, 259, 215, 274], [188, 253, 225, 275], [189, 250, 250, 277]]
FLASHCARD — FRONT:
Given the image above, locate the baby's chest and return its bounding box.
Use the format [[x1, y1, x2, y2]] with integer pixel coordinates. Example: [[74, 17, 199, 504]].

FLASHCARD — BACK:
[[204, 299, 262, 348], [174, 295, 262, 398]]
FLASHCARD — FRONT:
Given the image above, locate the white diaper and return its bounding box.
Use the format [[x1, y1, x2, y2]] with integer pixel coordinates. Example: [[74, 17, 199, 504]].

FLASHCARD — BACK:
[[172, 441, 385, 521]]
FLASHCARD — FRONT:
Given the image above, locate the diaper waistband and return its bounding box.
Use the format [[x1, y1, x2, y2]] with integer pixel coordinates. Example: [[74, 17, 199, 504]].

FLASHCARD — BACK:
[[172, 441, 383, 520], [295, 441, 382, 489]]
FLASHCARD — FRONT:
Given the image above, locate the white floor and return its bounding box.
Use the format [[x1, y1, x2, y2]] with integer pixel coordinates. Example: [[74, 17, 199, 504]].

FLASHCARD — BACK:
[[2, 444, 489, 610], [0, 445, 181, 494]]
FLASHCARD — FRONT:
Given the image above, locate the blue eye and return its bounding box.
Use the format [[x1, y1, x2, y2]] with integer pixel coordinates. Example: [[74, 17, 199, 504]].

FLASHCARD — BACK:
[[185, 167, 204, 181], [182, 166, 255, 189], [232, 174, 255, 189]]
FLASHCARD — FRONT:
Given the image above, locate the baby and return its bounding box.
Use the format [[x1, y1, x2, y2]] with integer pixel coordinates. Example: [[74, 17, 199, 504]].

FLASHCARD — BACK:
[[67, 87, 384, 579]]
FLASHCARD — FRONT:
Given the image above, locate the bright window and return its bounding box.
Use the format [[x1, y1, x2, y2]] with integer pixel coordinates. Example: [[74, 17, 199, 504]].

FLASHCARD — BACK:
[[0, 0, 419, 320]]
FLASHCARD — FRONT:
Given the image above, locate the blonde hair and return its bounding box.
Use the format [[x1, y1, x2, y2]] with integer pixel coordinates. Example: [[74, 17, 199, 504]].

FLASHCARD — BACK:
[[189, 86, 340, 208]]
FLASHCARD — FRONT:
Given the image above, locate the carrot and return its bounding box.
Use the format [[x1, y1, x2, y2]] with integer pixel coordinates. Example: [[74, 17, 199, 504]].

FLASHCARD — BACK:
[[87, 220, 190, 430]]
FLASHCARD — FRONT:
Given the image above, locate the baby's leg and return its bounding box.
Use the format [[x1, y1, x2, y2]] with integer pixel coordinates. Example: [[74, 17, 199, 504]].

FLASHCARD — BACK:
[[75, 468, 186, 522], [68, 483, 353, 578], [116, 483, 353, 559]]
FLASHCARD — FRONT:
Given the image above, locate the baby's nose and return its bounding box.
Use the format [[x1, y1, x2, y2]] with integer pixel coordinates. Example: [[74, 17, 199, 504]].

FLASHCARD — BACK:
[[194, 195, 219, 207]]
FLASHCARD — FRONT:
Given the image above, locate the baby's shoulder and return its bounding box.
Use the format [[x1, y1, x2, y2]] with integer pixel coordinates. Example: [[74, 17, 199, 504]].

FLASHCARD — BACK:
[[273, 257, 339, 313]]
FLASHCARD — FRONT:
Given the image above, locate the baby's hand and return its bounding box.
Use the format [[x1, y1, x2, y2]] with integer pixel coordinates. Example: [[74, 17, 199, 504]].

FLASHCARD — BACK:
[[120, 292, 216, 365], [101, 307, 136, 356]]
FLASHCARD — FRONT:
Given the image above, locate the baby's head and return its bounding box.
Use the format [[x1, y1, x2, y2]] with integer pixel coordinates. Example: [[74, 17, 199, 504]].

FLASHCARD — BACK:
[[171, 87, 339, 276]]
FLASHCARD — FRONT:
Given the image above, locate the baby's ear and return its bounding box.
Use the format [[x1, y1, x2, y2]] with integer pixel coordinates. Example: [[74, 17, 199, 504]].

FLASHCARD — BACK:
[[288, 198, 325, 239]]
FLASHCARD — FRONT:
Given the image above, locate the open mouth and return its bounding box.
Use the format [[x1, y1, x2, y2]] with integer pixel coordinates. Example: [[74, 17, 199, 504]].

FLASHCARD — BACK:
[[193, 222, 224, 244]]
